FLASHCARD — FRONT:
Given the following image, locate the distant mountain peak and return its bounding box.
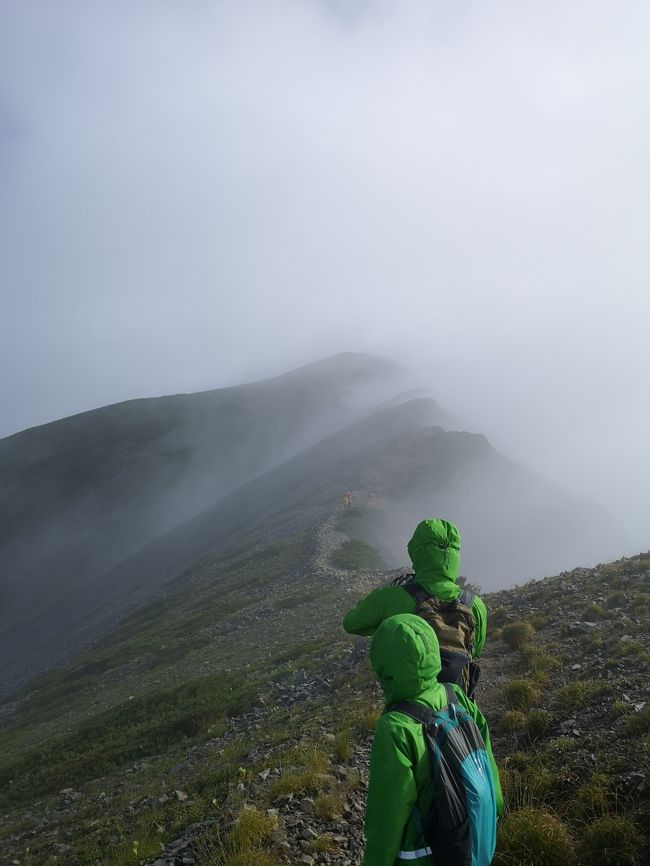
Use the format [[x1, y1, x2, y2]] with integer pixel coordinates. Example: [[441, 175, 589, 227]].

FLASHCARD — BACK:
[[264, 351, 404, 387]]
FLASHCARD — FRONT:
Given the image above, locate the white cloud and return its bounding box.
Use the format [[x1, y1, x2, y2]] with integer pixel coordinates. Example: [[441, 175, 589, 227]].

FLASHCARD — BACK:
[[1, 0, 649, 541]]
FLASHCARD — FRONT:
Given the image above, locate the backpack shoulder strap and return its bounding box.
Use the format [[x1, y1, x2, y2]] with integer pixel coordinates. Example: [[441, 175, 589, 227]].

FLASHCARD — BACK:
[[402, 582, 431, 604], [457, 588, 474, 608], [390, 572, 416, 587], [443, 682, 457, 706], [383, 701, 436, 725], [385, 687, 458, 722]]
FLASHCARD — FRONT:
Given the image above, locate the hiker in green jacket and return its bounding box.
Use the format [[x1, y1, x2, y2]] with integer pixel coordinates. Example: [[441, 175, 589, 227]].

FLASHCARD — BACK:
[[343, 519, 487, 692], [363, 613, 503, 866]]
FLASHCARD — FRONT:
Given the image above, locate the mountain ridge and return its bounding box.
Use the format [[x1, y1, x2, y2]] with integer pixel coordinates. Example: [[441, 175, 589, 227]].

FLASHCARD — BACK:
[[0, 354, 403, 646], [0, 355, 630, 696]]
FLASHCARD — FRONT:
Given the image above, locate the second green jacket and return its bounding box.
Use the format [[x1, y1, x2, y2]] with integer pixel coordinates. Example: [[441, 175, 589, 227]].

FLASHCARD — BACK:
[[343, 519, 487, 657]]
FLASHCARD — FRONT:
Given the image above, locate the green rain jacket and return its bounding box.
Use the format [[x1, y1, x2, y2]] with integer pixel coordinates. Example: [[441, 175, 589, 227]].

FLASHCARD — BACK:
[[363, 614, 503, 866], [343, 519, 487, 658]]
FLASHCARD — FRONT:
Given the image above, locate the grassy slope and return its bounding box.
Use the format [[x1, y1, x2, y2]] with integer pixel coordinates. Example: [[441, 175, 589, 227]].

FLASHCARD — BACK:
[[0, 394, 447, 691], [484, 553, 650, 864], [0, 505, 373, 865], [0, 353, 400, 648], [1, 517, 648, 865]]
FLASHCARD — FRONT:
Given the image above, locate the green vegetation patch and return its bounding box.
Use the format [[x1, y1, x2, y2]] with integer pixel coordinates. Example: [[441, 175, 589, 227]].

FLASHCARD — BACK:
[[615, 638, 646, 658], [0, 672, 255, 808], [499, 755, 556, 812], [314, 792, 345, 820], [556, 680, 601, 711], [622, 706, 650, 737], [571, 772, 611, 819], [276, 590, 320, 611], [501, 622, 535, 650], [578, 814, 642, 866], [498, 711, 528, 735], [606, 591, 627, 608], [519, 645, 562, 674], [331, 540, 385, 572], [494, 808, 575, 866], [497, 708, 552, 741], [582, 603, 606, 621], [195, 806, 281, 866], [526, 709, 553, 741], [527, 614, 548, 631], [504, 679, 541, 711]]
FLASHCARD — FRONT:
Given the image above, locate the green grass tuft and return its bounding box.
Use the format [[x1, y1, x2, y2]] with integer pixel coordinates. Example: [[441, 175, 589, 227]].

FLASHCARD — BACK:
[[314, 792, 345, 820], [331, 540, 385, 572], [526, 709, 553, 741], [499, 711, 527, 734], [571, 773, 611, 819], [504, 679, 541, 711], [622, 706, 650, 737], [578, 814, 642, 865], [501, 622, 535, 650], [494, 808, 575, 866], [556, 680, 601, 711]]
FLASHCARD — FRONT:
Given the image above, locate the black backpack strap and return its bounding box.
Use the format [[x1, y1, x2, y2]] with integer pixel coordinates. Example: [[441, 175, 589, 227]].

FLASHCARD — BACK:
[[457, 588, 474, 608], [443, 682, 458, 706], [402, 582, 431, 604], [383, 701, 436, 725], [384, 688, 458, 722], [467, 661, 481, 701]]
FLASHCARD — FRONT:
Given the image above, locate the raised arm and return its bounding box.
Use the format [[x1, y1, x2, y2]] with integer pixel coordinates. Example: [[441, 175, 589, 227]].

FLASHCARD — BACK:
[[343, 586, 416, 636]]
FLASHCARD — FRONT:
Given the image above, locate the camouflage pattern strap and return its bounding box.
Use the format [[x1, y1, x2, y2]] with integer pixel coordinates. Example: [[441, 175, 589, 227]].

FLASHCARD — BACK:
[[403, 583, 474, 610]]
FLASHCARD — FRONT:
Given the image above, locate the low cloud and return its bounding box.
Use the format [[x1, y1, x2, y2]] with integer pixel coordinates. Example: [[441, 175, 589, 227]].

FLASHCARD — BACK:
[[1, 0, 649, 542]]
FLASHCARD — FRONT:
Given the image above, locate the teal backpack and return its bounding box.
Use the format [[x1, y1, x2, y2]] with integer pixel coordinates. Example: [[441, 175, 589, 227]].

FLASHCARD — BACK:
[[385, 683, 497, 866]]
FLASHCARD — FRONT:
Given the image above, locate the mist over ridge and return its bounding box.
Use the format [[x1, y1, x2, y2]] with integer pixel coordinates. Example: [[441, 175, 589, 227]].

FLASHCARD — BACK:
[[1, 0, 649, 546], [0, 351, 635, 694]]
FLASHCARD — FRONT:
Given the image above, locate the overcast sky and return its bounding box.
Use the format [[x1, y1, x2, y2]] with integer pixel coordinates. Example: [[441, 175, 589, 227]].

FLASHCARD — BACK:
[[1, 0, 649, 540]]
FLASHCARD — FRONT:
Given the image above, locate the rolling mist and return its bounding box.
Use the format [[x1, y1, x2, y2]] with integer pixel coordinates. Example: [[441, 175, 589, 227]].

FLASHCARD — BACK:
[[2, 1, 648, 550], [0, 351, 634, 696], [1, 0, 649, 682]]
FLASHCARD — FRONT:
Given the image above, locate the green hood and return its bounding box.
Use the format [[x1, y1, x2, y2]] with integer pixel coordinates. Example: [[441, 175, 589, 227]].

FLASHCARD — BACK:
[[407, 518, 461, 600], [370, 613, 441, 706]]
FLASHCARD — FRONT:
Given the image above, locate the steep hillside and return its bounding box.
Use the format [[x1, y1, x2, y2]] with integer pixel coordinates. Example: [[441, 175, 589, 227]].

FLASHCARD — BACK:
[[0, 387, 622, 695], [0, 394, 445, 689], [0, 355, 408, 657], [0, 512, 647, 866]]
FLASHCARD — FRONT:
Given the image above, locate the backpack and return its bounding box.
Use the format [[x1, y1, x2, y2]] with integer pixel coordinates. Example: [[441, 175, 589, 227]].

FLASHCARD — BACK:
[[385, 684, 497, 866], [401, 580, 479, 697]]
